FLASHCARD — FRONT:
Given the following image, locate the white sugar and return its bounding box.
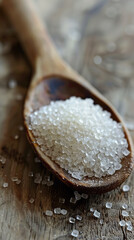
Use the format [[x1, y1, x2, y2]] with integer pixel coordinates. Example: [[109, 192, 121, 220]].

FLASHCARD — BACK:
[[90, 207, 94, 212], [122, 203, 128, 209], [74, 191, 81, 201], [126, 221, 132, 226], [93, 210, 100, 218], [8, 79, 17, 89], [122, 185, 130, 192], [100, 219, 103, 224], [70, 197, 77, 204], [16, 179, 21, 185], [29, 97, 129, 179], [122, 210, 129, 217], [76, 215, 82, 221], [54, 208, 61, 214], [29, 198, 34, 204], [45, 210, 53, 216], [47, 180, 54, 186], [0, 155, 6, 164], [106, 202, 112, 209], [81, 193, 88, 199], [71, 229, 79, 238], [119, 220, 126, 226], [3, 182, 8, 188], [61, 209, 67, 215], [69, 217, 75, 223], [127, 225, 133, 231]]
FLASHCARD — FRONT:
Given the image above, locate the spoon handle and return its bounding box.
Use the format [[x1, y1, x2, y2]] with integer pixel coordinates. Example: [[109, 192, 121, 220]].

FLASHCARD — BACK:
[[2, 0, 68, 76]]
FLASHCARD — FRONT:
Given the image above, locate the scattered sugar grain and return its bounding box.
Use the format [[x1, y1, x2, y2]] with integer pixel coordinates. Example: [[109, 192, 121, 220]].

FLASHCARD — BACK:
[[47, 180, 54, 186], [81, 193, 88, 199], [70, 197, 76, 204], [59, 198, 65, 204], [106, 202, 112, 209], [34, 174, 42, 184], [93, 210, 100, 218], [28, 172, 34, 177], [90, 207, 94, 212], [126, 221, 132, 226], [76, 215, 82, 221], [122, 210, 129, 217], [69, 217, 75, 223], [11, 177, 18, 182], [16, 179, 21, 185], [0, 156, 6, 164], [94, 55, 102, 65], [122, 185, 130, 192], [18, 125, 24, 131], [127, 225, 133, 231], [71, 229, 79, 238], [14, 135, 19, 140], [8, 79, 17, 89], [54, 208, 61, 214], [100, 219, 103, 224], [74, 191, 81, 201], [29, 97, 129, 179], [44, 176, 50, 182], [122, 203, 128, 209], [61, 209, 67, 215], [29, 198, 34, 204], [119, 220, 126, 226], [3, 182, 8, 188], [45, 210, 53, 216]]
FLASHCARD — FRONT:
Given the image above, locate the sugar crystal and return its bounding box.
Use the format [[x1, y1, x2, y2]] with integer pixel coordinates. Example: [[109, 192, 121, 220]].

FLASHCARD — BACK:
[[54, 208, 61, 214], [45, 210, 53, 216], [71, 229, 79, 238], [93, 210, 100, 218], [8, 79, 17, 89], [29, 198, 34, 204], [122, 203, 128, 209], [16, 179, 21, 185], [76, 215, 82, 221], [127, 225, 133, 231], [106, 202, 112, 209], [100, 219, 103, 224], [69, 217, 75, 223], [81, 193, 88, 199], [28, 97, 129, 179], [61, 209, 67, 215], [70, 197, 76, 204], [119, 220, 126, 226], [126, 221, 132, 226], [3, 182, 8, 188], [122, 210, 129, 217], [90, 207, 94, 212], [0, 156, 6, 164], [122, 185, 130, 192]]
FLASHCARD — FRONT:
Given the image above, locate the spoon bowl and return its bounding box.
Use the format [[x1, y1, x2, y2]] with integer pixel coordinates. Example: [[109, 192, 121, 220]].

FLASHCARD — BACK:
[[24, 75, 133, 193], [3, 0, 134, 193]]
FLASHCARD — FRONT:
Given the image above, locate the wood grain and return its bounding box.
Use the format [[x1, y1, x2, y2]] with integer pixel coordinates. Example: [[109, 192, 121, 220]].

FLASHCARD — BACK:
[[0, 0, 134, 239]]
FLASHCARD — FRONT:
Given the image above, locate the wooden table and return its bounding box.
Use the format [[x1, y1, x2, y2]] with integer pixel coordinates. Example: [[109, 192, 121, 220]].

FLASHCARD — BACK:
[[0, 0, 134, 239]]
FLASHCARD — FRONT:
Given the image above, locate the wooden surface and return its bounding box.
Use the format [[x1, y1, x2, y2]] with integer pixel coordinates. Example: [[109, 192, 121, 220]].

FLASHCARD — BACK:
[[0, 0, 134, 239]]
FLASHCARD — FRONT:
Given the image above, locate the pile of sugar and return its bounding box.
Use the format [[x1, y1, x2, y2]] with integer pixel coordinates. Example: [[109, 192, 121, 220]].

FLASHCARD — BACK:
[[28, 97, 129, 179]]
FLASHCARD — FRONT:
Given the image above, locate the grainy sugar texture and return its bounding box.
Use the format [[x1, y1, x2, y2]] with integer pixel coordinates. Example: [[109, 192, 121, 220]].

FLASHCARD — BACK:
[[28, 97, 129, 179]]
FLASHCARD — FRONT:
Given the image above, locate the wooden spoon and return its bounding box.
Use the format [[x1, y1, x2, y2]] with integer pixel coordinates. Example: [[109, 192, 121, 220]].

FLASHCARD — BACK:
[[2, 0, 134, 193]]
